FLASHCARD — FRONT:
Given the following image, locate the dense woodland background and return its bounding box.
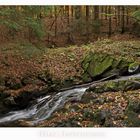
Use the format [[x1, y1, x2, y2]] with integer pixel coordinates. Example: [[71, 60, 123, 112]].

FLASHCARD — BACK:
[[0, 6, 140, 47]]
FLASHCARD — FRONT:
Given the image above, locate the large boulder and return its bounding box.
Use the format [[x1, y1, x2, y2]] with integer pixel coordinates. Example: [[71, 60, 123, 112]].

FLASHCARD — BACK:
[[81, 51, 138, 82], [86, 77, 140, 93], [87, 54, 114, 78]]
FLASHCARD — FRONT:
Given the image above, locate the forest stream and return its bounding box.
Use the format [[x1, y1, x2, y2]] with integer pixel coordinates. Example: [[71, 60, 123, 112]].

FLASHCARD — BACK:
[[0, 73, 140, 127]]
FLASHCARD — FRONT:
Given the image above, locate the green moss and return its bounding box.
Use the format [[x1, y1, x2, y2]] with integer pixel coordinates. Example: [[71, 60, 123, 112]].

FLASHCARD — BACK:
[[87, 78, 140, 93], [111, 59, 121, 69], [118, 59, 130, 70], [128, 62, 140, 73], [82, 73, 92, 83], [106, 81, 118, 89], [87, 55, 114, 78], [81, 51, 94, 71], [129, 62, 139, 68]]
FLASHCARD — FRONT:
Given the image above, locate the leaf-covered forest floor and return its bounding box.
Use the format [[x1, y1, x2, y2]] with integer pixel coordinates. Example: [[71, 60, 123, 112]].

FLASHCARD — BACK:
[[0, 36, 140, 127], [0, 36, 140, 96], [37, 89, 140, 127]]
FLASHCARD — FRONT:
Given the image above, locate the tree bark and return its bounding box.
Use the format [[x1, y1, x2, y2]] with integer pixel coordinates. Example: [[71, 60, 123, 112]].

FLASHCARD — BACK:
[[121, 6, 125, 34], [94, 6, 99, 20], [86, 6, 90, 42], [108, 6, 112, 37]]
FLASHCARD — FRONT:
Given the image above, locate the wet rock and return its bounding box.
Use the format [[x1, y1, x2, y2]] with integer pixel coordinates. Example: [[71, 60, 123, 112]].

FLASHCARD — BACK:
[[94, 110, 110, 125], [14, 91, 33, 109], [128, 62, 140, 74], [3, 96, 17, 106], [0, 102, 10, 115], [62, 77, 74, 88], [81, 92, 98, 103], [94, 98, 105, 104], [82, 108, 95, 120], [87, 78, 140, 93]]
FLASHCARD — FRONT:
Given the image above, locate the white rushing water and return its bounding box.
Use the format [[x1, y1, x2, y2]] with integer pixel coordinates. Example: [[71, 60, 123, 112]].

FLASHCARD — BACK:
[[0, 87, 87, 124]]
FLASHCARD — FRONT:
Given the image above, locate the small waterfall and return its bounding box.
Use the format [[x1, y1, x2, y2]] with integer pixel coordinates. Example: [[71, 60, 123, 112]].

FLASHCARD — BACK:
[[0, 87, 87, 124], [0, 73, 140, 125]]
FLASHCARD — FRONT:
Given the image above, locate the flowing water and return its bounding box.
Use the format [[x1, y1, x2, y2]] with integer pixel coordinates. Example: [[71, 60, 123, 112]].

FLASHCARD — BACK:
[[0, 74, 140, 126], [0, 87, 87, 125]]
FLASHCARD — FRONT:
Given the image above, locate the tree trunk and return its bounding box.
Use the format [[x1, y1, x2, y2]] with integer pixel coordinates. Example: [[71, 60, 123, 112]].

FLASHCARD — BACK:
[[121, 6, 125, 34], [108, 6, 112, 37], [105, 6, 108, 20], [126, 7, 129, 25], [117, 6, 121, 26], [75, 6, 81, 19], [86, 6, 90, 42], [66, 6, 73, 44], [94, 6, 99, 20], [101, 6, 104, 20], [54, 6, 57, 37]]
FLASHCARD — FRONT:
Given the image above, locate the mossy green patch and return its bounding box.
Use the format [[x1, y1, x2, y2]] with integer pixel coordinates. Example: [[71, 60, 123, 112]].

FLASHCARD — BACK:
[[87, 54, 114, 78], [82, 73, 92, 83], [81, 51, 94, 71]]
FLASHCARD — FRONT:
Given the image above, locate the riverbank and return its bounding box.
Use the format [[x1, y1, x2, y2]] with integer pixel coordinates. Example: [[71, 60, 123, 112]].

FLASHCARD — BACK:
[[0, 74, 140, 127], [0, 39, 140, 125], [1, 39, 140, 89]]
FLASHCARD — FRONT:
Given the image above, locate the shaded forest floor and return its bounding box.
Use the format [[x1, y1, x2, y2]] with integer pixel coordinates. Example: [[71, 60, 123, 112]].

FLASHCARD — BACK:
[[0, 36, 140, 127], [0, 36, 140, 96]]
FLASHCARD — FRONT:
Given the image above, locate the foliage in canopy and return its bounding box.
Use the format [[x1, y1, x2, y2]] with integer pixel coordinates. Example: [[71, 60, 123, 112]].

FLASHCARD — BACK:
[[132, 10, 140, 22], [0, 6, 51, 39]]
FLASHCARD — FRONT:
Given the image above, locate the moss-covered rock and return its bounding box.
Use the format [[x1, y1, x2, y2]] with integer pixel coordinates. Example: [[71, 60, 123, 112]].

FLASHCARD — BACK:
[[124, 100, 140, 127], [86, 78, 140, 93], [81, 51, 94, 71], [82, 73, 92, 83], [128, 62, 140, 74], [81, 51, 138, 82], [87, 54, 114, 78]]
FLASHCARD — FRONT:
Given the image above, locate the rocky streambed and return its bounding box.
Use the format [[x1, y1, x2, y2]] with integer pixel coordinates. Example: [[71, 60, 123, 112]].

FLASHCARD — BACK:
[[0, 41, 140, 127], [0, 73, 140, 127]]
